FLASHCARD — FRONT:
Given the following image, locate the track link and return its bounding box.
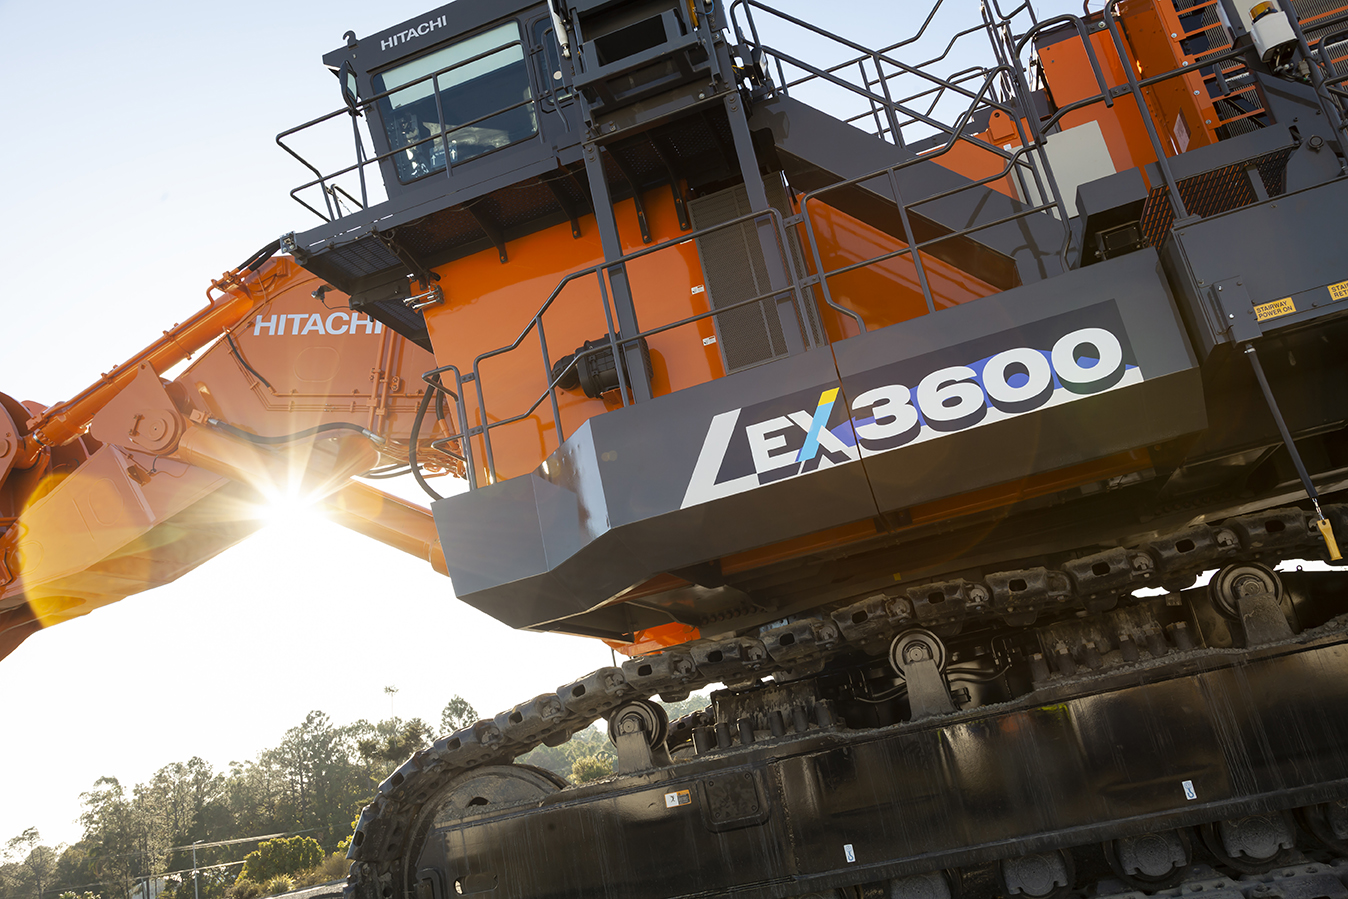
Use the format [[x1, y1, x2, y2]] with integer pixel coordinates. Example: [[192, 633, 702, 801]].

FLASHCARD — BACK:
[[345, 504, 1348, 899]]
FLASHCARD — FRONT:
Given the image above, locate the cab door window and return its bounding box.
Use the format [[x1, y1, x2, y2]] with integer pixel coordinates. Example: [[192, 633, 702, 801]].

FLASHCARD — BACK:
[[373, 22, 538, 183]]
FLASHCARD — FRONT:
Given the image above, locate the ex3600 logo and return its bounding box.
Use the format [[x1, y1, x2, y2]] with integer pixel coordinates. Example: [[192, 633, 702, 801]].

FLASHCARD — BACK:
[[682, 303, 1142, 509]]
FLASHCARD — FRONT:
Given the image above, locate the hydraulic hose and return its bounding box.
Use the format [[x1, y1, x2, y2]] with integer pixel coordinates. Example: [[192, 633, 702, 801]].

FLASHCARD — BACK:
[[238, 239, 282, 272], [206, 418, 385, 447], [408, 382, 445, 502]]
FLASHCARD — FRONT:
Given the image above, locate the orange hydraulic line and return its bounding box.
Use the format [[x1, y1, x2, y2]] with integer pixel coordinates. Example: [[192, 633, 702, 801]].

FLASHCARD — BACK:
[[15, 254, 289, 468]]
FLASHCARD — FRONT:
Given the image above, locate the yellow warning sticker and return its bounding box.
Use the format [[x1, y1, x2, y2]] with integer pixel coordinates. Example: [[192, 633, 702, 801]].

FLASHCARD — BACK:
[[1329, 280, 1348, 302], [664, 789, 691, 809], [1254, 297, 1296, 322]]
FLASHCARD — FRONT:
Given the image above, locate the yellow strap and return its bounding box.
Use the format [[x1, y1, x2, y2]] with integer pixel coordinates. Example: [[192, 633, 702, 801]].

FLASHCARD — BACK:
[[1317, 517, 1343, 561]]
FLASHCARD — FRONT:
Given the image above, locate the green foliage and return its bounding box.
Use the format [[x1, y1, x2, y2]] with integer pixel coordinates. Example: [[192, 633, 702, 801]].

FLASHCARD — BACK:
[[355, 719, 432, 769], [3, 828, 61, 899], [439, 697, 477, 735], [515, 723, 614, 782], [291, 854, 347, 888], [226, 879, 263, 899], [239, 838, 321, 884], [570, 754, 613, 783], [20, 694, 485, 899], [259, 876, 294, 897]]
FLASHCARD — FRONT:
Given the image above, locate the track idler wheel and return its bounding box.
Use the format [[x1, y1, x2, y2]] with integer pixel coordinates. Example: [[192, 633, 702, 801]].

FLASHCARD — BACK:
[[996, 850, 1074, 899], [1102, 829, 1191, 890], [404, 765, 567, 899], [1197, 812, 1298, 874], [1297, 800, 1348, 855]]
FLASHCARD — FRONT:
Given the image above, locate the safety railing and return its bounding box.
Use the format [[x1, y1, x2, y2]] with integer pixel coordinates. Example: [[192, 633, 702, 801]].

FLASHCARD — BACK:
[[730, 0, 1028, 149], [378, 0, 1346, 498], [1287, 7, 1348, 148], [276, 33, 540, 224], [412, 207, 809, 491], [731, 0, 1334, 326]]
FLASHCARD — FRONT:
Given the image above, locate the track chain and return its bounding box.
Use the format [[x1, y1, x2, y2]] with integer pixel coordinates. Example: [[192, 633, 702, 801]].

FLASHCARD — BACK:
[[344, 503, 1348, 899]]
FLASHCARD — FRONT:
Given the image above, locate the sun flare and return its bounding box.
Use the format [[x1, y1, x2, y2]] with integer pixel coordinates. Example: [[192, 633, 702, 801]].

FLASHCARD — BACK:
[[256, 490, 327, 530]]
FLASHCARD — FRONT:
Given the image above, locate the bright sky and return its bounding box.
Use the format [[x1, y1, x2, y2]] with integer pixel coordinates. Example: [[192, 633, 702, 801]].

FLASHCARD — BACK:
[[0, 0, 1089, 851]]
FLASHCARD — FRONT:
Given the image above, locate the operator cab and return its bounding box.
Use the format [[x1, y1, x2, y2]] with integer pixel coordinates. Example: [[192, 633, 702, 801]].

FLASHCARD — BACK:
[[327, 5, 580, 198], [282, 0, 745, 355], [284, 1, 590, 348]]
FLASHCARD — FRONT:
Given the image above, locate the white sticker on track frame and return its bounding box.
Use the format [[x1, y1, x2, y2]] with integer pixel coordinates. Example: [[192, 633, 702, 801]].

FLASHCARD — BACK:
[[1182, 780, 1197, 800]]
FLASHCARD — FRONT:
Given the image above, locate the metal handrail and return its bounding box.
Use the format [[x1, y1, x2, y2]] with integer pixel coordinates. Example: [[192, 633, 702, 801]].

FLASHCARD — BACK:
[[795, 102, 1070, 323], [413, 207, 805, 487], [1286, 9, 1348, 149], [276, 34, 530, 222], [730, 0, 1018, 145]]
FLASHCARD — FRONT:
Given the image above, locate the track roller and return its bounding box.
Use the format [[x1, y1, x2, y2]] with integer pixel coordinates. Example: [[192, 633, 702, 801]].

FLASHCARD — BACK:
[[996, 850, 1074, 899], [1102, 829, 1191, 890], [887, 869, 961, 899], [1298, 800, 1348, 855], [607, 698, 670, 773], [1208, 563, 1292, 645], [890, 628, 954, 719], [1197, 812, 1298, 873]]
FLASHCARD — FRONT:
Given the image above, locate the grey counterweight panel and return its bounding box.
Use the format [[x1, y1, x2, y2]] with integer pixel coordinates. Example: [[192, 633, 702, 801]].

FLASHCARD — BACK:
[[434, 251, 1202, 636], [833, 248, 1205, 517], [434, 346, 876, 630]]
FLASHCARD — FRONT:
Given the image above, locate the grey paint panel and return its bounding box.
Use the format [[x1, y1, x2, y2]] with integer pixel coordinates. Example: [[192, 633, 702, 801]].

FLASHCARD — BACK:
[[1166, 177, 1348, 359], [436, 347, 879, 629], [435, 251, 1202, 634], [833, 249, 1204, 514]]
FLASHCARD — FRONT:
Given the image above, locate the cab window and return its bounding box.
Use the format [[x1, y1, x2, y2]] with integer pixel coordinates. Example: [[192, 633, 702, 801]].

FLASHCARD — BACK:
[[373, 22, 538, 183]]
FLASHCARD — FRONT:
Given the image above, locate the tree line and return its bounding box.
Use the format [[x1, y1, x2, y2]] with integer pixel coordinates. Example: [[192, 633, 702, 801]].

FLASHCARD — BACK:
[[1, 692, 708, 899]]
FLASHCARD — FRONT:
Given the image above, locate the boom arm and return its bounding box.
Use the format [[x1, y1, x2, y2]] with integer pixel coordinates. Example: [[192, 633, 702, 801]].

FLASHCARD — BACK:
[[0, 250, 456, 662]]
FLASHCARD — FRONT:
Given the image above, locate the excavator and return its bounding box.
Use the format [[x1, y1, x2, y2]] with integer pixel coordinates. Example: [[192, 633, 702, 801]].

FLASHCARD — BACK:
[[5, 0, 1348, 896]]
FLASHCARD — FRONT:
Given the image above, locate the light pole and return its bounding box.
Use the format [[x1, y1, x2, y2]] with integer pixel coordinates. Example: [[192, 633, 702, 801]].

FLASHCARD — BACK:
[[192, 841, 202, 899]]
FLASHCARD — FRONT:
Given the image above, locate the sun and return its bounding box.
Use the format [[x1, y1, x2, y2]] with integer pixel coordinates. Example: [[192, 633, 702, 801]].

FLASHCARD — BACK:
[[255, 489, 327, 530]]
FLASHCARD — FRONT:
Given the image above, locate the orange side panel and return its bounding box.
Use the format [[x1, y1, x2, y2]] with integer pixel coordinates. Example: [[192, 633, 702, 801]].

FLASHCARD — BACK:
[[607, 621, 701, 658], [422, 192, 720, 483], [1037, 24, 1163, 174], [799, 203, 1000, 341], [1118, 0, 1220, 152], [422, 182, 1001, 484]]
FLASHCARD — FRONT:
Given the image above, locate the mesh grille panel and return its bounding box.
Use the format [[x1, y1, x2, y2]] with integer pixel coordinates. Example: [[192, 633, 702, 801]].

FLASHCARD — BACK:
[[1291, 0, 1348, 20], [689, 178, 821, 373], [1139, 147, 1293, 245], [326, 238, 403, 280]]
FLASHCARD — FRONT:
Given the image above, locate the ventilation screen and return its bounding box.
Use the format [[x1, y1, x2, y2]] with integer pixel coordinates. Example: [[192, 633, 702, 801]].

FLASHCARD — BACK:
[[688, 178, 820, 373]]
